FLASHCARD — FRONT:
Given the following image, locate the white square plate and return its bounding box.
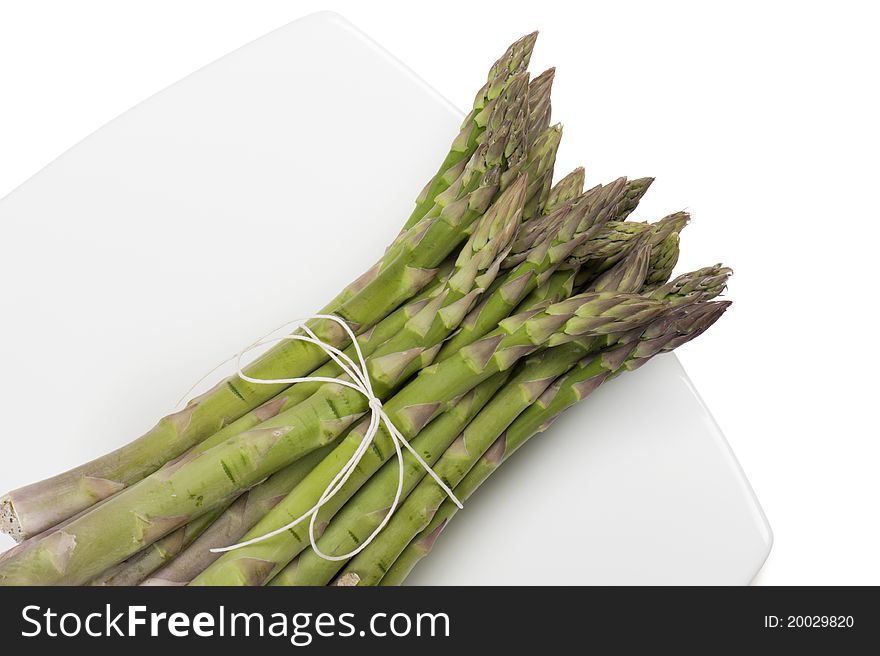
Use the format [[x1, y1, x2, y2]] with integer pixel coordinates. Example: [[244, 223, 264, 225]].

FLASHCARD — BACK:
[[0, 12, 771, 584]]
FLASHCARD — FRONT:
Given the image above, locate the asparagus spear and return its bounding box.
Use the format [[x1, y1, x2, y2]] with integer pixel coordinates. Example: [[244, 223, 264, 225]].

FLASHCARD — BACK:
[[527, 68, 555, 139], [403, 32, 537, 231], [544, 167, 586, 214], [0, 70, 531, 543], [339, 300, 731, 586], [187, 290, 667, 586], [521, 125, 562, 220], [645, 232, 681, 288], [520, 69, 556, 220]]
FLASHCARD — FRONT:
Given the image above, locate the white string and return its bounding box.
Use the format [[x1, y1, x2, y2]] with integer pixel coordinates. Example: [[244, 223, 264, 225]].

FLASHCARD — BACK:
[[183, 314, 462, 562]]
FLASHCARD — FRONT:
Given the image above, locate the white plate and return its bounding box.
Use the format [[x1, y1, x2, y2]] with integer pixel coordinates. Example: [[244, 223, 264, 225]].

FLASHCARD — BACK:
[[0, 12, 771, 584]]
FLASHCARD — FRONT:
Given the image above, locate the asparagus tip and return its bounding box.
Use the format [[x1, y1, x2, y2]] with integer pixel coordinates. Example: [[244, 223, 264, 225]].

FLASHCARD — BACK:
[[532, 67, 556, 86], [0, 496, 24, 542], [520, 31, 539, 50]]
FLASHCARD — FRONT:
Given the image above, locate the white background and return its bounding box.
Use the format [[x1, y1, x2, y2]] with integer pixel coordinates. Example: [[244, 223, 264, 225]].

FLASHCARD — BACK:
[[1, 1, 877, 585]]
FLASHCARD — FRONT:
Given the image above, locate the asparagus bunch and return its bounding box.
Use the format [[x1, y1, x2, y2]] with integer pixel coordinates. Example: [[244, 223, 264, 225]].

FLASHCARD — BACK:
[[0, 30, 734, 588], [0, 35, 538, 542]]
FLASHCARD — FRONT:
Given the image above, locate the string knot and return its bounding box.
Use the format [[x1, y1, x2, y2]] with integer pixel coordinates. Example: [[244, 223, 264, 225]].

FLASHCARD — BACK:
[[187, 314, 462, 561]]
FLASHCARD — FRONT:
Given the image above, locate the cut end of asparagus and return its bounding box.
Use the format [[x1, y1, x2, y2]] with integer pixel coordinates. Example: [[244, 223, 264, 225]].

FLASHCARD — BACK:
[[334, 572, 361, 587], [0, 496, 24, 543], [141, 578, 187, 587]]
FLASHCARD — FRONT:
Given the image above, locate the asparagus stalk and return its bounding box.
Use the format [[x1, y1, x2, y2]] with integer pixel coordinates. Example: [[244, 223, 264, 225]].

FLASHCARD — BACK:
[[0, 69, 531, 543], [521, 125, 562, 220], [379, 301, 731, 585], [189, 290, 668, 586], [520, 69, 556, 220], [645, 232, 681, 288], [403, 33, 537, 231], [648, 264, 732, 302], [527, 68, 555, 139], [339, 299, 730, 586]]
